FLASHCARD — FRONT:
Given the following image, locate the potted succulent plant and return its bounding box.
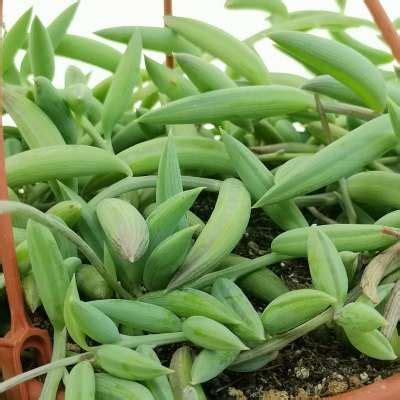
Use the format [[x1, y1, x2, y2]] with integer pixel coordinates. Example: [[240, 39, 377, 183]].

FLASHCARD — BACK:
[[1, 0, 400, 399]]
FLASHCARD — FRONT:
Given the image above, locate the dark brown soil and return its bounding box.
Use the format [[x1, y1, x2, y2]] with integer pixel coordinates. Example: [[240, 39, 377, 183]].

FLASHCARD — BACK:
[[192, 193, 400, 399]]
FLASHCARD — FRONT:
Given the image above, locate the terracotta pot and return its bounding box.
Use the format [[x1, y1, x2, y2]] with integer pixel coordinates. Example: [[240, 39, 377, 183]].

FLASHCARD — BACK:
[[328, 373, 400, 400]]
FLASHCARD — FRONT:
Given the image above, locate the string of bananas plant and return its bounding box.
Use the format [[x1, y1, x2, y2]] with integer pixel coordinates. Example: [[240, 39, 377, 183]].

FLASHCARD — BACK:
[[1, 0, 400, 398]]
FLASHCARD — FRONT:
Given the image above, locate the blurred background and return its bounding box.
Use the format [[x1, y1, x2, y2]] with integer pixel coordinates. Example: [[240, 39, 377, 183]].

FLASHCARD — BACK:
[[3, 1, 399, 86]]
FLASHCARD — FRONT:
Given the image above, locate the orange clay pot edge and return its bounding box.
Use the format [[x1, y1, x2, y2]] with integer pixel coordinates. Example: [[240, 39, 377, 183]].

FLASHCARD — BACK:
[[327, 373, 400, 399]]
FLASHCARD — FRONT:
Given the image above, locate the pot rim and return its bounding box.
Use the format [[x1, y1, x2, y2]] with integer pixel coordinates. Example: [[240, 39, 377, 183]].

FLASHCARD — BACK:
[[328, 373, 400, 399]]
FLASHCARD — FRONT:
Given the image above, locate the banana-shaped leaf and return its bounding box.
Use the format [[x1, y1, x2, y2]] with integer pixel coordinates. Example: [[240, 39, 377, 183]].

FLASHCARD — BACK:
[[344, 328, 396, 360], [146, 188, 203, 254], [212, 278, 265, 344], [269, 31, 386, 111], [21, 2, 80, 77], [102, 30, 142, 138], [95, 373, 155, 400], [191, 349, 239, 384], [156, 133, 184, 206], [27, 220, 69, 329], [4, 86, 65, 149], [169, 179, 251, 289], [95, 26, 201, 55], [141, 288, 241, 325], [261, 289, 336, 335], [176, 53, 236, 92], [96, 198, 149, 263], [330, 30, 393, 66], [118, 136, 233, 177], [175, 54, 252, 131], [347, 171, 400, 209], [95, 344, 172, 380], [145, 57, 198, 100], [165, 16, 269, 84], [6, 145, 131, 187], [169, 346, 207, 400], [64, 277, 91, 349], [183, 316, 248, 351], [137, 345, 175, 400], [265, 12, 373, 35], [90, 299, 182, 333], [28, 17, 55, 80], [69, 300, 120, 344], [255, 115, 397, 206], [302, 75, 365, 106], [222, 133, 307, 230], [225, 0, 287, 16], [238, 268, 289, 303], [138, 86, 314, 125], [65, 361, 95, 400], [376, 211, 400, 228], [58, 182, 106, 258], [307, 227, 348, 306], [34, 77, 79, 144], [272, 223, 398, 257], [336, 302, 387, 332], [143, 226, 197, 291], [56, 34, 122, 71], [3, 8, 32, 73], [22, 272, 40, 314], [47, 200, 82, 227], [228, 351, 278, 373], [76, 265, 113, 300]]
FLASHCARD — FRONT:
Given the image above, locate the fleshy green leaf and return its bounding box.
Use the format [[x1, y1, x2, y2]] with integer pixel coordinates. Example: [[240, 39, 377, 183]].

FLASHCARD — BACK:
[[27, 221, 69, 329], [165, 16, 269, 84], [307, 227, 348, 305], [102, 30, 142, 139], [3, 8, 32, 73], [269, 31, 387, 111], [28, 17, 55, 80]]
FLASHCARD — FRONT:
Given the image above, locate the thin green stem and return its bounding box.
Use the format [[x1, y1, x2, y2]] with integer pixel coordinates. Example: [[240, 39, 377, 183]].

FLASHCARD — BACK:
[[378, 156, 400, 165], [308, 206, 337, 224], [0, 352, 93, 394], [315, 94, 357, 225], [315, 94, 333, 144], [188, 253, 290, 290], [258, 152, 309, 163], [251, 143, 319, 154], [231, 309, 334, 365], [369, 160, 393, 172], [39, 328, 67, 400], [244, 29, 269, 46], [131, 82, 157, 104], [295, 192, 340, 208], [78, 115, 110, 151], [116, 332, 186, 348], [339, 178, 357, 224], [322, 101, 379, 120]]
